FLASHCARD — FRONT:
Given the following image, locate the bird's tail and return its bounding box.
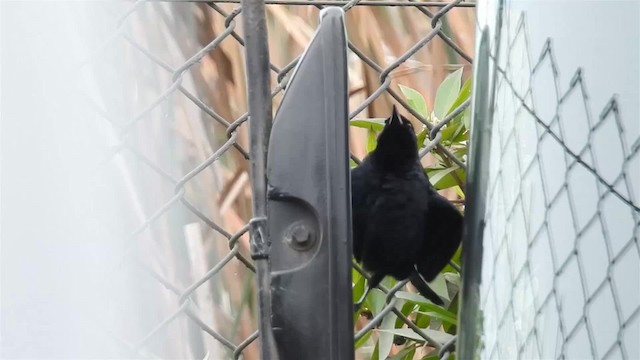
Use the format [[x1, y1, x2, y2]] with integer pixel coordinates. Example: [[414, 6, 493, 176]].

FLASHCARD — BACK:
[[409, 270, 444, 306]]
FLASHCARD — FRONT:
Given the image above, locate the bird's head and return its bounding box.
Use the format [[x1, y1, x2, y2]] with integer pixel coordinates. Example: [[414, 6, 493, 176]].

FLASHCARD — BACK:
[[372, 105, 419, 172]]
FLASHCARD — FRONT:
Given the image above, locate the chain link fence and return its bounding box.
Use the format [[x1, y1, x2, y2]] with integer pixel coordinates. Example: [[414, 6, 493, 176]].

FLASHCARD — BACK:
[[472, 1, 640, 359], [75, 0, 475, 358], [5, 1, 639, 359]]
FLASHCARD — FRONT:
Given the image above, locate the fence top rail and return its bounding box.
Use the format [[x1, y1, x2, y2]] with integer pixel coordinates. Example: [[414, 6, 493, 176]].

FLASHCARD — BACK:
[[149, 0, 476, 7]]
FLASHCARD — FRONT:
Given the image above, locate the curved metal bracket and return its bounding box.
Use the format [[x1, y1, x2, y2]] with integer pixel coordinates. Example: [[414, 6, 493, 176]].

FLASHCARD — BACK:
[[266, 7, 353, 360]]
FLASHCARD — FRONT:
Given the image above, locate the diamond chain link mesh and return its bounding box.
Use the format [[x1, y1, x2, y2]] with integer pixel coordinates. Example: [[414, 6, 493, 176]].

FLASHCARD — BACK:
[[477, 3, 640, 359], [83, 0, 474, 358]]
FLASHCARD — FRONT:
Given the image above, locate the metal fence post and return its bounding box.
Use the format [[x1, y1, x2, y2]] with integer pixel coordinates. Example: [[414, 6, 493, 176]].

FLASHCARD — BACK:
[[241, 0, 277, 358], [458, 1, 504, 358], [457, 26, 492, 360]]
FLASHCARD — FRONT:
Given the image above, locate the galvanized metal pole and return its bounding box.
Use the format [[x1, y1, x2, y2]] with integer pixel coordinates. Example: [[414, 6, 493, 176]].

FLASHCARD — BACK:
[[458, 1, 503, 358], [457, 26, 491, 360], [241, 0, 277, 358]]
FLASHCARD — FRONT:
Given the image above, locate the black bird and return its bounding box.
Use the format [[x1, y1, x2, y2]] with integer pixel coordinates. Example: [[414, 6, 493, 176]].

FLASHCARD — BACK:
[[351, 106, 463, 309]]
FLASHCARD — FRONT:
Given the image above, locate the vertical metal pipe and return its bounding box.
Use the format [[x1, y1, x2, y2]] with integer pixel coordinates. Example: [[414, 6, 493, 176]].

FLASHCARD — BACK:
[[458, 1, 503, 358], [457, 26, 490, 360], [241, 0, 276, 358]]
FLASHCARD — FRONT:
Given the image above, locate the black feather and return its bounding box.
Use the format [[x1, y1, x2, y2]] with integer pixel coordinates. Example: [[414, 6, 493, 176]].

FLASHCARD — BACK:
[[351, 106, 463, 307]]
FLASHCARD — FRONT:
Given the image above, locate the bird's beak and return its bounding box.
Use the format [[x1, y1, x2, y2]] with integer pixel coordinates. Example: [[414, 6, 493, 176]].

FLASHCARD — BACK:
[[390, 105, 403, 125]]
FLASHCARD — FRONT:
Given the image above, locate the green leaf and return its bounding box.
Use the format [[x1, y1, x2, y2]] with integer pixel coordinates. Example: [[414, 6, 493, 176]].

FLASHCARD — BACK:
[[439, 120, 466, 144], [451, 146, 468, 161], [388, 346, 417, 360], [447, 78, 473, 133], [377, 328, 454, 344], [396, 300, 417, 328], [350, 119, 385, 131], [353, 266, 362, 283], [430, 274, 450, 301], [447, 77, 473, 118], [399, 84, 428, 119], [366, 129, 378, 153], [420, 356, 440, 360], [451, 126, 469, 144], [394, 291, 439, 306], [382, 276, 397, 289], [401, 348, 417, 360], [422, 355, 455, 360], [443, 294, 461, 335], [426, 167, 466, 190], [370, 341, 379, 360], [378, 312, 397, 360], [443, 272, 461, 288], [352, 270, 366, 303], [394, 291, 457, 323], [352, 268, 366, 321], [415, 310, 430, 328], [463, 108, 471, 129], [442, 245, 462, 273], [355, 329, 372, 349], [434, 68, 463, 121], [426, 167, 458, 187], [365, 289, 386, 315], [415, 310, 457, 325], [416, 127, 429, 149]]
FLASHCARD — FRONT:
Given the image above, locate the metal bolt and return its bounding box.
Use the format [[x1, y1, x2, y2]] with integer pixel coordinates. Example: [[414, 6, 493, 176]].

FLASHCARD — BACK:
[[286, 223, 313, 249]]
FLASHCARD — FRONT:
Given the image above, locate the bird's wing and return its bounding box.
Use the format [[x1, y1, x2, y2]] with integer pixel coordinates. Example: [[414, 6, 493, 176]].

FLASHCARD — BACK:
[[415, 192, 464, 282], [350, 162, 375, 262]]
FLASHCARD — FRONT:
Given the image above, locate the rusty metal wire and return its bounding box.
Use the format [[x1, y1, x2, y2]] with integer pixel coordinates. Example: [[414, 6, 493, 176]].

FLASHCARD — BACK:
[[84, 0, 474, 358]]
